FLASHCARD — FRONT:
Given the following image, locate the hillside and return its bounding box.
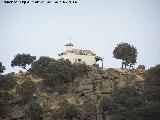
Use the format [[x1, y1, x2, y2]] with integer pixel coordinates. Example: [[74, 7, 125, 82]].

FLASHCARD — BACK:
[[0, 66, 146, 120]]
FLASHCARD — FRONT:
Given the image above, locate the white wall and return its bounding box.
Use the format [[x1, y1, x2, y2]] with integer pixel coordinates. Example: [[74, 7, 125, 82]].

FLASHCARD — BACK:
[[66, 46, 74, 51], [60, 54, 96, 65]]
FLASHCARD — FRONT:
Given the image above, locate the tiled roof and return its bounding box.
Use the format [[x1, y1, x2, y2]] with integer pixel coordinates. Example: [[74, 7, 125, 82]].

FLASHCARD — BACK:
[[59, 49, 96, 56], [64, 42, 74, 46]]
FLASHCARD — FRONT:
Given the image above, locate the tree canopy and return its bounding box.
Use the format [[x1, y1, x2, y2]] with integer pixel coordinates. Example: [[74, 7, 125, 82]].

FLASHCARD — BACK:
[[144, 64, 160, 101], [100, 86, 144, 120], [0, 75, 16, 91], [11, 53, 36, 70], [0, 62, 5, 73], [113, 42, 138, 68], [0, 75, 17, 115], [29, 56, 90, 92], [143, 64, 160, 120]]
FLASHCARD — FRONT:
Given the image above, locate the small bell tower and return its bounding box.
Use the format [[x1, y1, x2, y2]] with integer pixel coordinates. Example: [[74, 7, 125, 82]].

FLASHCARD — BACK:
[[64, 42, 74, 51]]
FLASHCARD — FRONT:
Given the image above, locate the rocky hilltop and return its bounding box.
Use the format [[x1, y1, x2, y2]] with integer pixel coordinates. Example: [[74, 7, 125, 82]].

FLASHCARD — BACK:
[[0, 66, 146, 120]]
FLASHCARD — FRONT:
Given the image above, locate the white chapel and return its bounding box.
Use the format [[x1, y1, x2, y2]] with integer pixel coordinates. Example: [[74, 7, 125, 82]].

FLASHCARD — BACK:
[[58, 42, 103, 67]]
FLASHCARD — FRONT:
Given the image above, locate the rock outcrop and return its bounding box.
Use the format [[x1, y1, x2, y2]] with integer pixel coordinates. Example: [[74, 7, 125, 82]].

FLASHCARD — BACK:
[[1, 67, 146, 120]]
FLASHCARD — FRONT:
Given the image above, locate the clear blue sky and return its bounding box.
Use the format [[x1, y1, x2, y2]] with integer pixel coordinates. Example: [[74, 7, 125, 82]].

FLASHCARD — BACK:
[[0, 0, 160, 74]]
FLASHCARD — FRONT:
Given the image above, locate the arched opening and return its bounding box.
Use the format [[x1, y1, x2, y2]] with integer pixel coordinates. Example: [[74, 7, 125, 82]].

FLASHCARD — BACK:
[[95, 56, 103, 68]]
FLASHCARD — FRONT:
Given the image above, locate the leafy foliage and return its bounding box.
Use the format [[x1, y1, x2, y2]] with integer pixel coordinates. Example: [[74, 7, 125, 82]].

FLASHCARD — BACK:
[[0, 90, 13, 116], [143, 101, 160, 120], [99, 65, 160, 120], [145, 64, 160, 92], [113, 42, 138, 68], [143, 64, 160, 120], [100, 86, 144, 120], [49, 100, 96, 120], [2, 52, 159, 119], [29, 56, 90, 92], [11, 53, 36, 70], [0, 90, 12, 107], [100, 96, 116, 115], [81, 101, 97, 120], [144, 64, 160, 101], [16, 79, 37, 103], [29, 56, 56, 78], [48, 100, 81, 120], [0, 75, 16, 115], [59, 100, 81, 120], [0, 62, 5, 73], [0, 75, 16, 91], [25, 102, 43, 120]]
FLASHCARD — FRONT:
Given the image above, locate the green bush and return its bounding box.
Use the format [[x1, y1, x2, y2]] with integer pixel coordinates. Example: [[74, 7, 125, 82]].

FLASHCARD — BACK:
[[81, 101, 97, 120], [100, 86, 144, 120], [0, 90, 12, 106], [0, 91, 13, 116], [0, 75, 16, 115], [99, 65, 160, 120], [59, 100, 80, 120], [25, 102, 43, 120], [100, 96, 116, 115], [0, 62, 5, 73], [29, 56, 90, 92], [47, 110, 63, 120], [145, 64, 160, 101], [0, 75, 16, 91], [16, 79, 37, 103], [143, 64, 160, 120], [28, 56, 56, 78], [48, 100, 80, 120], [143, 101, 160, 120]]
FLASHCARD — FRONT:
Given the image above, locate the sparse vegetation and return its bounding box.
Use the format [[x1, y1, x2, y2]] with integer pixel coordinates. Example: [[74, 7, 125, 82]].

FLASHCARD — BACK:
[[16, 79, 37, 103]]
